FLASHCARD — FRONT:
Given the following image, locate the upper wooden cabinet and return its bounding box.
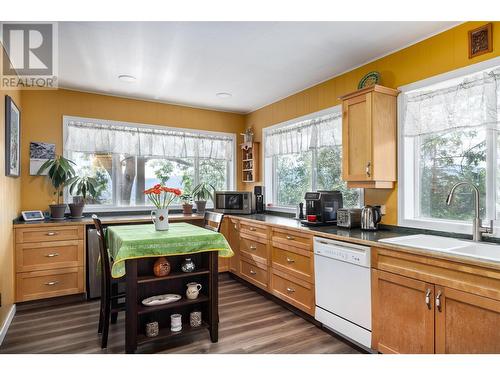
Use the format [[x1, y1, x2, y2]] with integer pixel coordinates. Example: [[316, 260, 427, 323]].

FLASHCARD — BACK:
[[340, 85, 399, 189]]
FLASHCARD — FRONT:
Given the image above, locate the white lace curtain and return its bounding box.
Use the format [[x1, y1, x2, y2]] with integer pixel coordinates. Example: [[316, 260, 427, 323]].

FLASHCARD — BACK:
[[64, 118, 233, 161], [264, 111, 342, 157], [403, 68, 500, 137]]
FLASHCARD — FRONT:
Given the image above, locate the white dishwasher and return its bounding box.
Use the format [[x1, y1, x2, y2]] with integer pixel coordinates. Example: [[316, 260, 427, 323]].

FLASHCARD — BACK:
[[314, 237, 371, 349]]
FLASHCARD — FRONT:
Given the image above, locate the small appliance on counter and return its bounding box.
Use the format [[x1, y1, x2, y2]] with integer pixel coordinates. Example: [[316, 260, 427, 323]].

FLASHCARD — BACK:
[[361, 205, 382, 231], [214, 191, 254, 214], [301, 190, 343, 226], [337, 208, 362, 228], [254, 186, 265, 213]]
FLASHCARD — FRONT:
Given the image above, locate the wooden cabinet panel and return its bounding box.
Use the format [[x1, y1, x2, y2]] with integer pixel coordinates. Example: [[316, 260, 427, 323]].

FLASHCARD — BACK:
[[271, 245, 313, 283], [16, 267, 84, 302], [16, 240, 84, 272], [240, 258, 268, 290], [240, 232, 268, 266], [218, 219, 230, 272], [271, 227, 312, 251], [228, 218, 240, 274], [372, 269, 435, 354], [270, 269, 314, 315], [239, 220, 268, 240], [16, 226, 84, 243], [435, 286, 500, 354]]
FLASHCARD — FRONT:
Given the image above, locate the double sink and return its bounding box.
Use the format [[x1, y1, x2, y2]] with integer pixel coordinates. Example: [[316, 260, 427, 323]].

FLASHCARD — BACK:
[[379, 234, 500, 263]]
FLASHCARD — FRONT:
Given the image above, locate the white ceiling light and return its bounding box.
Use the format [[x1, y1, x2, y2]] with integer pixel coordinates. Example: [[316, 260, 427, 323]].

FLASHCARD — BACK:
[[118, 74, 137, 83], [216, 92, 232, 99]]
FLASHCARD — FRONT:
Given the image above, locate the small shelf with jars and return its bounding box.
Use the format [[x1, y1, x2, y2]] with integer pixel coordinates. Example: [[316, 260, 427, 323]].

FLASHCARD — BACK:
[[241, 142, 259, 183]]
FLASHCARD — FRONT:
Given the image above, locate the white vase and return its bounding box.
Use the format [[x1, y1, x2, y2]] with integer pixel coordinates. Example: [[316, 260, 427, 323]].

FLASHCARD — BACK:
[[151, 208, 169, 231]]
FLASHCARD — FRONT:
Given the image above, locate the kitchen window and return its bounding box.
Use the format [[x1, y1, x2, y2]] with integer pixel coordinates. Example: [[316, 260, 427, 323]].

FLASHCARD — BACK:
[[63, 116, 235, 211], [399, 57, 500, 234], [263, 106, 361, 210]]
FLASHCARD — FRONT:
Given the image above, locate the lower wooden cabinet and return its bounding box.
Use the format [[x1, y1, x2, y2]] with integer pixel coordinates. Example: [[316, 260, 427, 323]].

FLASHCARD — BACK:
[[270, 269, 314, 315], [240, 257, 268, 290], [228, 218, 240, 274]]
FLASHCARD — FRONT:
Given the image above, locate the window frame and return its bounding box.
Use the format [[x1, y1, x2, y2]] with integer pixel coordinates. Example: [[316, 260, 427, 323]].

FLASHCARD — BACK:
[[62, 115, 236, 212], [398, 56, 500, 235], [263, 105, 363, 212]]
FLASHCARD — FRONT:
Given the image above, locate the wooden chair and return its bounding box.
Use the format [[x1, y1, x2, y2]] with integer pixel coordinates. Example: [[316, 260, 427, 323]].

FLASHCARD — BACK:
[[92, 214, 126, 349], [203, 211, 224, 233]]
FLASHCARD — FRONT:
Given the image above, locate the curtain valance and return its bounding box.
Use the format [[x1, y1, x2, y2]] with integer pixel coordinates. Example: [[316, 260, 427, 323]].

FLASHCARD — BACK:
[[64, 118, 234, 161], [403, 68, 500, 137], [264, 111, 342, 157]]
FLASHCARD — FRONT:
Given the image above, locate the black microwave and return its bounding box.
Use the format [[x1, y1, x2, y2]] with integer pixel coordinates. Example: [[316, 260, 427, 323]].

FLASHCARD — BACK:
[[214, 191, 254, 214]]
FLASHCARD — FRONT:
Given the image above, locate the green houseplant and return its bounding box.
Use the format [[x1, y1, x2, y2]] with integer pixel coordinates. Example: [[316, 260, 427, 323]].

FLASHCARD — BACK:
[[180, 192, 193, 214], [192, 182, 214, 215], [37, 155, 77, 219], [67, 176, 99, 218]]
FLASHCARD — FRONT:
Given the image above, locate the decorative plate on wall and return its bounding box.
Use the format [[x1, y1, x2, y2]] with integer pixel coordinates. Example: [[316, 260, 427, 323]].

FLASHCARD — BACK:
[[358, 71, 380, 89]]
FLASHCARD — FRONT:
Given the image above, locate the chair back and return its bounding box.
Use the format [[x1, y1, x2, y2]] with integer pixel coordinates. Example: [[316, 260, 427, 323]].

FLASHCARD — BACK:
[[92, 214, 112, 291], [203, 211, 224, 232]]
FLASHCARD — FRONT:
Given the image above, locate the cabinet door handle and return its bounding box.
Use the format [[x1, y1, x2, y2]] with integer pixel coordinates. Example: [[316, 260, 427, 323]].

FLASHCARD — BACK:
[[45, 253, 60, 258], [286, 257, 295, 263], [45, 281, 59, 286], [234, 225, 238, 230], [425, 288, 432, 309], [365, 161, 371, 177], [249, 269, 257, 275], [286, 287, 295, 293], [436, 290, 442, 312], [249, 227, 257, 231], [46, 232, 58, 236], [286, 235, 295, 240], [249, 245, 257, 250]]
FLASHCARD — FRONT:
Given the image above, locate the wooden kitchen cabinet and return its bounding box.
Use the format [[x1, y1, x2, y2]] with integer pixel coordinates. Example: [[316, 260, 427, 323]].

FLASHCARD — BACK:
[[371, 269, 435, 354], [340, 85, 399, 189], [228, 218, 240, 275]]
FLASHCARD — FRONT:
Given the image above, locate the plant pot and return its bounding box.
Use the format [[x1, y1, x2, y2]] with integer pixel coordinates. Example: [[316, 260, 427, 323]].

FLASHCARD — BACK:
[[69, 202, 85, 218], [194, 200, 207, 215], [49, 204, 67, 220], [182, 203, 193, 214]]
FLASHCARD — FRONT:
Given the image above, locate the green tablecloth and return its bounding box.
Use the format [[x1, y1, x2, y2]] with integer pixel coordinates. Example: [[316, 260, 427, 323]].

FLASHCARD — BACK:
[[107, 222, 233, 278]]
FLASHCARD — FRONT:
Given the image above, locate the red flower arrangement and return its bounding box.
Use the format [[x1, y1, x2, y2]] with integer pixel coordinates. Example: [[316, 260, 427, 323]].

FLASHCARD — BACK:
[[144, 184, 182, 209]]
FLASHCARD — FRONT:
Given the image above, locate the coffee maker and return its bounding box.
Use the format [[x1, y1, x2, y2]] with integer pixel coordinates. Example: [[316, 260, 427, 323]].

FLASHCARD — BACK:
[[302, 190, 343, 225], [254, 186, 265, 213]]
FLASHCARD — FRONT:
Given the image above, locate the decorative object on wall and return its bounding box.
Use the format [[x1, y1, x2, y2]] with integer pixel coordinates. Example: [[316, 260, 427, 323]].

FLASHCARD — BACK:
[[170, 313, 182, 332], [145, 321, 159, 338], [357, 71, 380, 89], [468, 23, 493, 59], [186, 282, 202, 300], [153, 257, 171, 277], [4, 95, 21, 177], [141, 293, 181, 306], [190, 311, 202, 328], [29, 142, 55, 176], [181, 258, 196, 273]]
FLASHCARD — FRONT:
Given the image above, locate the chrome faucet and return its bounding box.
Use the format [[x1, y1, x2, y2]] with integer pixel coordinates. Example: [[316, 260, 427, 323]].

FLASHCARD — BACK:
[[446, 181, 493, 241]]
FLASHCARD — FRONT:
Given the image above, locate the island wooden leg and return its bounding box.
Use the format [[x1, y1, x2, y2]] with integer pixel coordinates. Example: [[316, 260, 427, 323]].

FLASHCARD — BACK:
[[125, 259, 138, 354], [209, 252, 219, 343]]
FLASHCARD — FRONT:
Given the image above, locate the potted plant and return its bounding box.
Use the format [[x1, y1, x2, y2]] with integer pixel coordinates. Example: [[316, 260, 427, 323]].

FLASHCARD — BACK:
[[37, 155, 76, 220], [67, 176, 99, 218], [180, 192, 193, 214], [192, 182, 214, 215]]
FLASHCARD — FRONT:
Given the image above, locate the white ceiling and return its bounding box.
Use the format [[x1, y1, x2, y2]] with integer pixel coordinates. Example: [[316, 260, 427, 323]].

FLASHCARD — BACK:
[[58, 21, 460, 113]]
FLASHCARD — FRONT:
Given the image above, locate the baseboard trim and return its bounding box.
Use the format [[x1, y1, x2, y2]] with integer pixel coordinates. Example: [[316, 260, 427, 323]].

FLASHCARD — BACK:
[[0, 304, 16, 346]]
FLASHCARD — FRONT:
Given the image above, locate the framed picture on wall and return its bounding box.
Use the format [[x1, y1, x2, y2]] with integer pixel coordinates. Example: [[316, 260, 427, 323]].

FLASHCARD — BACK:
[[30, 142, 56, 175], [5, 95, 21, 177]]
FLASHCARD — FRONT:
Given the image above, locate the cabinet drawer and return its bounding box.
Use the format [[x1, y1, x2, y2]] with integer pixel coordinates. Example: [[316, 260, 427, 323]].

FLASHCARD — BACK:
[[240, 232, 268, 265], [16, 267, 84, 302], [270, 269, 314, 315], [240, 258, 268, 290], [239, 221, 268, 239], [16, 240, 84, 272], [16, 226, 84, 243], [271, 246, 313, 283], [272, 228, 312, 251]]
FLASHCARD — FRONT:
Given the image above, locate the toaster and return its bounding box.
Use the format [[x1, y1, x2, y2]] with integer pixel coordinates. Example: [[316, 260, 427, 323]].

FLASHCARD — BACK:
[[336, 208, 362, 228]]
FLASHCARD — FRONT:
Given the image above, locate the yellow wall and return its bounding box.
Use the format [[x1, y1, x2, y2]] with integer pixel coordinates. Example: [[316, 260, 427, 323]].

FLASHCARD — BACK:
[[20, 89, 246, 210], [245, 21, 500, 225], [0, 84, 22, 329]]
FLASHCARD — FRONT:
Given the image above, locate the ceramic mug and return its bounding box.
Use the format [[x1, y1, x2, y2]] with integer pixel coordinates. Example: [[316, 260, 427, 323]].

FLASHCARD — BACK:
[[186, 282, 202, 300], [190, 311, 202, 328], [170, 314, 182, 332], [151, 208, 169, 231]]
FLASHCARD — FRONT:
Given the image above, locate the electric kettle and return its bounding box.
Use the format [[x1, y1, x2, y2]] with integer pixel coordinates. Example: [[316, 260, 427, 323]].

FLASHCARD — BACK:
[[361, 205, 382, 231]]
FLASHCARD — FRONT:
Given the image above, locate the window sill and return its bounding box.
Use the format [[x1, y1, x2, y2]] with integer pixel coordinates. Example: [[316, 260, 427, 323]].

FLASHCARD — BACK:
[[265, 206, 297, 214], [399, 217, 499, 238]]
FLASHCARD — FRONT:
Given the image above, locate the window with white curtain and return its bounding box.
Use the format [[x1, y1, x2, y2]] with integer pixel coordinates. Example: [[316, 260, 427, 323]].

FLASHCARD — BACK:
[[399, 58, 500, 234], [263, 107, 361, 209], [63, 116, 235, 210]]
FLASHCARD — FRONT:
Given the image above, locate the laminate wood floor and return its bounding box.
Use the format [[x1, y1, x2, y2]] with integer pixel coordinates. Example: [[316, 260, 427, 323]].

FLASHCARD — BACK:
[[0, 275, 362, 354]]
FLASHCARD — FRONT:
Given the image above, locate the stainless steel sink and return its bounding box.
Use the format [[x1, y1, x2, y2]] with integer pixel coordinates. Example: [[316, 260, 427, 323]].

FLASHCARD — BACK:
[[379, 234, 500, 263]]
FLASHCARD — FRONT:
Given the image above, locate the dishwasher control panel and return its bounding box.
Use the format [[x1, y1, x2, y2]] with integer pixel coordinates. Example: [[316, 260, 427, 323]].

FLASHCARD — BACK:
[[313, 237, 370, 267]]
